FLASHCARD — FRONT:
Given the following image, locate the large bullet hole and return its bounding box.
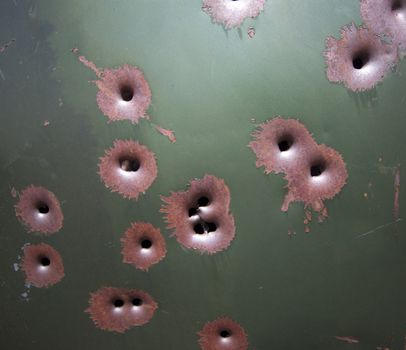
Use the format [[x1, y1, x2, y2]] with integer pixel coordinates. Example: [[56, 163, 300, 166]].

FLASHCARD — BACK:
[[140, 239, 152, 249], [197, 196, 210, 207], [194, 223, 205, 234], [119, 158, 140, 172], [352, 51, 370, 69], [37, 202, 49, 214], [113, 299, 124, 308], [220, 330, 231, 338], [392, 0, 403, 11], [188, 208, 198, 217], [132, 298, 143, 306], [277, 136, 293, 152], [120, 85, 134, 102], [310, 163, 326, 177], [40, 256, 50, 266]]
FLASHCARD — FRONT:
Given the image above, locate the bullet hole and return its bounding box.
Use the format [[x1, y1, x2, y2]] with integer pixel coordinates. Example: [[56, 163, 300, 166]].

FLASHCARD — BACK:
[[352, 51, 370, 69], [198, 196, 209, 207], [37, 202, 49, 214], [310, 163, 325, 177], [132, 298, 143, 306], [278, 136, 293, 152], [220, 330, 231, 338], [113, 299, 124, 308], [207, 222, 217, 232], [188, 208, 198, 217], [119, 157, 140, 172], [120, 85, 134, 102], [392, 0, 403, 11], [194, 223, 205, 234], [140, 239, 152, 249], [40, 256, 50, 266]]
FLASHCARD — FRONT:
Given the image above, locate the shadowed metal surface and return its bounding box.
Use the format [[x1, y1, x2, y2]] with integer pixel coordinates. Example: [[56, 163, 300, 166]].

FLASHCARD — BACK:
[[0, 0, 405, 349]]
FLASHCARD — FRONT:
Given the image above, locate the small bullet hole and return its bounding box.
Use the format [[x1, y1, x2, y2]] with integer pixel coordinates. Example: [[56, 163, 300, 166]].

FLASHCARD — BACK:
[[392, 0, 403, 11], [278, 140, 291, 152], [132, 298, 143, 306], [141, 239, 152, 249], [220, 330, 231, 338], [310, 164, 325, 177], [207, 222, 217, 232], [194, 223, 205, 234], [352, 51, 370, 70], [188, 208, 198, 217], [119, 158, 140, 172], [197, 196, 209, 207], [113, 299, 124, 308], [40, 257, 50, 266], [37, 202, 49, 214], [120, 85, 134, 102]]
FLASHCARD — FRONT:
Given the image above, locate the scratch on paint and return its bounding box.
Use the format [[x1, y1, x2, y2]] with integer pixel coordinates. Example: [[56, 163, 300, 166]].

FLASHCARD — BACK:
[[153, 124, 176, 143], [0, 69, 5, 81], [393, 164, 400, 222], [335, 336, 359, 344], [0, 38, 15, 54], [354, 218, 402, 239]]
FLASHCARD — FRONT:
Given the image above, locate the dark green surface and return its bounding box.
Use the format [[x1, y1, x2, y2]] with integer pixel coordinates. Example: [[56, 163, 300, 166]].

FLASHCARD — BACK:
[[0, 0, 405, 349]]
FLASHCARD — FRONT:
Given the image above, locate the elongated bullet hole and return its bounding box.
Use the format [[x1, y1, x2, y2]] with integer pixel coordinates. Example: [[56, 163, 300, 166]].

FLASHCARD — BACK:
[[40, 256, 50, 266], [220, 330, 231, 338], [392, 0, 403, 11], [352, 51, 370, 69], [140, 239, 152, 249], [278, 138, 293, 152], [188, 208, 198, 217], [119, 158, 140, 172], [194, 223, 205, 234], [310, 164, 325, 177], [207, 222, 217, 232], [198, 196, 209, 207], [113, 299, 124, 308], [132, 298, 143, 306], [120, 85, 134, 102], [37, 202, 49, 214]]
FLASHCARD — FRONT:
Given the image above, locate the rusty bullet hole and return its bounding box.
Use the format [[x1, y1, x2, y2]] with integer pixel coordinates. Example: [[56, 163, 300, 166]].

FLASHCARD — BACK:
[[113, 299, 124, 308], [310, 163, 325, 177], [120, 85, 134, 102], [220, 330, 231, 338], [352, 50, 370, 69], [194, 223, 205, 234], [39, 256, 50, 266], [132, 298, 143, 306], [197, 196, 210, 207], [194, 221, 217, 234], [119, 158, 140, 172], [392, 0, 403, 11], [277, 135, 293, 152], [188, 208, 198, 217], [140, 239, 152, 249], [37, 202, 49, 214]]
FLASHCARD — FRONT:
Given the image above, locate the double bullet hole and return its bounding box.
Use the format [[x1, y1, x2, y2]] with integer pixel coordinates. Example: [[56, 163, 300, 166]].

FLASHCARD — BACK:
[[113, 297, 143, 308], [119, 157, 140, 172], [188, 196, 217, 234]]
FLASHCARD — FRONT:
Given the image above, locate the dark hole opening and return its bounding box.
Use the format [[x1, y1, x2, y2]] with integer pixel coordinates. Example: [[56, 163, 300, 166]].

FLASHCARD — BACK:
[[352, 51, 370, 70], [132, 298, 143, 306], [197, 196, 209, 207], [220, 330, 231, 338], [40, 257, 50, 266], [119, 158, 140, 172], [113, 299, 124, 308], [310, 163, 325, 177], [37, 202, 49, 214], [207, 222, 217, 232], [194, 223, 205, 234], [120, 85, 134, 102], [140, 239, 152, 249], [392, 0, 403, 11], [278, 140, 292, 152], [188, 208, 198, 217]]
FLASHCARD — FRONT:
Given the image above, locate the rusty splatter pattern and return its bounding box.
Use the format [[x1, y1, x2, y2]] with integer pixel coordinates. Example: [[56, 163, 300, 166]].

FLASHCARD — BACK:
[[86, 287, 158, 333], [161, 175, 236, 254], [15, 185, 64, 234], [21, 243, 64, 288], [98, 140, 158, 200], [121, 222, 167, 271]]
